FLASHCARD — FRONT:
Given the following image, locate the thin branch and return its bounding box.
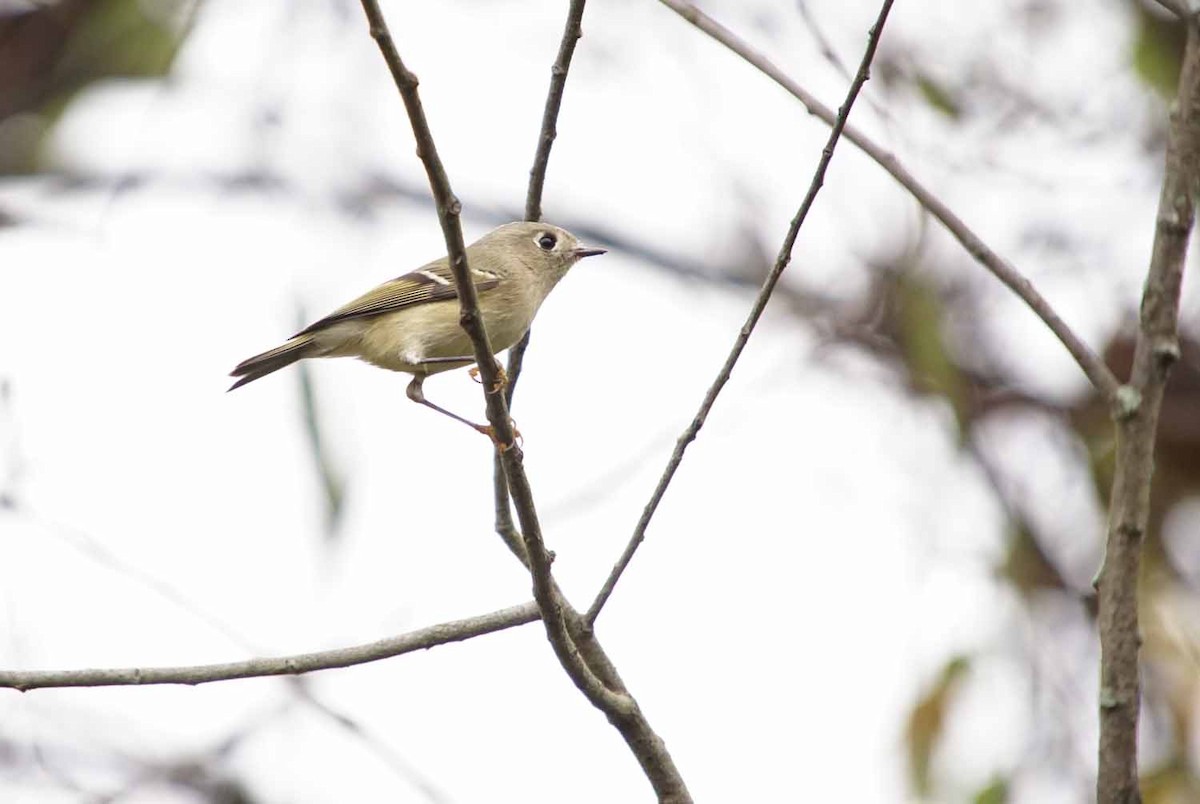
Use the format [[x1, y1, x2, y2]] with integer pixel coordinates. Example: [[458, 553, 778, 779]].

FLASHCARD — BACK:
[[503, 0, 591, 412], [357, 4, 692, 801], [496, 0, 591, 563], [654, 0, 1122, 402], [1095, 20, 1200, 803], [37, 515, 447, 798], [0, 602, 540, 691], [586, 0, 897, 626], [525, 0, 588, 224]]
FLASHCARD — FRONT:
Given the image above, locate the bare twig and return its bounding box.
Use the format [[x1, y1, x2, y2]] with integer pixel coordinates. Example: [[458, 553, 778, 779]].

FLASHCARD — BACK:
[[0, 602, 540, 691], [39, 516, 447, 798], [525, 0, 588, 224], [654, 0, 1122, 402], [357, 4, 691, 800], [504, 0, 591, 411], [496, 0, 592, 552], [586, 0, 898, 626], [1095, 21, 1200, 803]]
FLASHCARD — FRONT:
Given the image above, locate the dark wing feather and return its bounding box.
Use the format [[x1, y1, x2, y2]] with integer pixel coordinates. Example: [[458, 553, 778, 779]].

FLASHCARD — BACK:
[[294, 262, 500, 337]]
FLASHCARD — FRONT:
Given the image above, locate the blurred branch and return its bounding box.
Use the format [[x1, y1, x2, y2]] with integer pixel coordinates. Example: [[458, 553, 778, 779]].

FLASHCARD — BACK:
[[296, 357, 345, 538], [0, 602, 540, 691], [356, 3, 691, 801], [25, 167, 722, 283], [294, 681, 452, 804], [586, 0, 897, 626], [654, 0, 1122, 403], [1095, 21, 1200, 803], [35, 515, 447, 798], [1152, 0, 1191, 20]]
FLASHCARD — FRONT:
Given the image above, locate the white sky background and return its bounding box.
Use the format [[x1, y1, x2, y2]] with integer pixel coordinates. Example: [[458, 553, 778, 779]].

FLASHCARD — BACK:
[[0, 0, 1187, 801]]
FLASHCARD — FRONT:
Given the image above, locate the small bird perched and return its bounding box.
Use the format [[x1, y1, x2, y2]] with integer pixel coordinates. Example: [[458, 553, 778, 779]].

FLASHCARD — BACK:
[[230, 221, 605, 433]]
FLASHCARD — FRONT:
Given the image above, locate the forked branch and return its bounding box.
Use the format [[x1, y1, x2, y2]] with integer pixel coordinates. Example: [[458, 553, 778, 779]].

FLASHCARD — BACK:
[[357, 3, 692, 800]]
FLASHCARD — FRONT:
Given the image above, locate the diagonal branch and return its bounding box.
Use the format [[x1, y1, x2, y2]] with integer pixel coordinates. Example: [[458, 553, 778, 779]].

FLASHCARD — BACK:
[[0, 602, 540, 691], [654, 0, 1121, 402], [1095, 20, 1200, 803], [357, 4, 692, 801], [585, 0, 898, 626]]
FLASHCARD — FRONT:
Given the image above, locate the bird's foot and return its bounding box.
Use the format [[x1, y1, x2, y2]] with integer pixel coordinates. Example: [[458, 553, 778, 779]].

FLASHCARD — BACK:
[[468, 364, 508, 395], [478, 420, 522, 451]]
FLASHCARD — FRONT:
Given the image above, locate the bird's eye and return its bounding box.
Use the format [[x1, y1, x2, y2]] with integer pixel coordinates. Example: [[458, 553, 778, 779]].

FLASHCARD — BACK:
[[536, 233, 557, 251]]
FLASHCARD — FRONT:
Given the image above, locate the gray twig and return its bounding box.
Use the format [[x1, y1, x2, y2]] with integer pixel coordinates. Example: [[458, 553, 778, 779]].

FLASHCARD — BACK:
[[525, 0, 589, 224], [504, 0, 591, 412], [586, 0, 898, 626], [496, 0, 592, 548], [0, 603, 540, 691]]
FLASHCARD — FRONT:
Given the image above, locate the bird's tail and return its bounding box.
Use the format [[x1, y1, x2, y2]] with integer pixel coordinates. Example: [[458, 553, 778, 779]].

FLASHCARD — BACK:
[[228, 336, 315, 391]]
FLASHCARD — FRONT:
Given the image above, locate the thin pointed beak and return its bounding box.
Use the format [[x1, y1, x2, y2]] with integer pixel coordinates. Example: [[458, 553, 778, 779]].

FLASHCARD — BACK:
[[572, 246, 607, 258]]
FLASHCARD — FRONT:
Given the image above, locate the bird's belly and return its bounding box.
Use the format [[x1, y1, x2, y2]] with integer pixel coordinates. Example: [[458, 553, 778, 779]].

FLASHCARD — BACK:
[[356, 299, 534, 374]]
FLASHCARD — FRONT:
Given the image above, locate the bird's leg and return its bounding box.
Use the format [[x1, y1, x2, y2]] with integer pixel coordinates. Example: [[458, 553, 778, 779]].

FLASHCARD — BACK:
[[406, 374, 490, 435], [406, 375, 520, 448], [416, 355, 475, 365], [417, 355, 503, 391]]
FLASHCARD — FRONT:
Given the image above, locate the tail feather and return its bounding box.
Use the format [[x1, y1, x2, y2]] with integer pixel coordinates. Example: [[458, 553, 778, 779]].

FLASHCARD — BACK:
[[228, 336, 314, 391]]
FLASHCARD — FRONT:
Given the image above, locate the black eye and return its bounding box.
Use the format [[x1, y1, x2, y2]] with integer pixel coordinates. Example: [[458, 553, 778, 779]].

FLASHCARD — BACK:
[[537, 233, 557, 251]]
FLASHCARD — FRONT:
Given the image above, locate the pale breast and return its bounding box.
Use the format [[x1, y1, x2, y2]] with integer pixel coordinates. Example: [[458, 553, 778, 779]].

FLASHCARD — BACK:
[[353, 292, 539, 375]]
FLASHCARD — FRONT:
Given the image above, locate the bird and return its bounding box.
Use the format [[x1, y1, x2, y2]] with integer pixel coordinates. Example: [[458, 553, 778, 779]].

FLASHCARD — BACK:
[[229, 221, 606, 434]]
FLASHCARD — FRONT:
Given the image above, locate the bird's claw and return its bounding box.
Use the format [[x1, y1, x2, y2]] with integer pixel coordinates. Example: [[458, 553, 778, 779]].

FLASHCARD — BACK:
[[477, 421, 522, 451], [468, 364, 509, 395], [491, 366, 509, 395]]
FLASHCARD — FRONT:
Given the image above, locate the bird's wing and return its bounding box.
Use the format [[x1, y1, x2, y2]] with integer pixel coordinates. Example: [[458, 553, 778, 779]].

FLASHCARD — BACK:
[[294, 260, 501, 336]]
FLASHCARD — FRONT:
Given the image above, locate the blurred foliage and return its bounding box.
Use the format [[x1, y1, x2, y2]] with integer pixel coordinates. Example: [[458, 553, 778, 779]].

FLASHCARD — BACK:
[[0, 0, 189, 174], [772, 150, 1200, 796], [905, 655, 971, 796], [792, 247, 1200, 797], [795, 7, 1200, 796], [1131, 1, 1186, 98], [973, 776, 1010, 804], [999, 523, 1069, 599], [914, 74, 963, 120], [891, 271, 970, 432], [1142, 759, 1200, 804]]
